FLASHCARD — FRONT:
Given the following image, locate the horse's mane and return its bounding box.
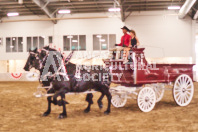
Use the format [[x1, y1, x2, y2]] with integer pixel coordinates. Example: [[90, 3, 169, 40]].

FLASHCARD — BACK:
[[43, 46, 57, 51]]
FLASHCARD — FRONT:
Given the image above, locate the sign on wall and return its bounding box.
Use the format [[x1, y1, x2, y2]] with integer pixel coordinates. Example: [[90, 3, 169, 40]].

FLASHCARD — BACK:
[[10, 73, 22, 80], [26, 72, 39, 81]]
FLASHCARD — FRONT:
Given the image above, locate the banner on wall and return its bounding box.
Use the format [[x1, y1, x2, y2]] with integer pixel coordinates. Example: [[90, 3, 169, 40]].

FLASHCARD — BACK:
[[26, 72, 39, 81], [10, 73, 22, 80]]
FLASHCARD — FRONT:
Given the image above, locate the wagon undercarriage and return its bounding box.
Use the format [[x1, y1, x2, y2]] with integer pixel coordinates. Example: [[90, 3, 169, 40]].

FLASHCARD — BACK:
[[110, 74, 194, 112]]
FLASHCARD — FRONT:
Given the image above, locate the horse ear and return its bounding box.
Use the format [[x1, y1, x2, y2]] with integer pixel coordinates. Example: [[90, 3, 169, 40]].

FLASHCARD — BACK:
[[34, 48, 38, 53]]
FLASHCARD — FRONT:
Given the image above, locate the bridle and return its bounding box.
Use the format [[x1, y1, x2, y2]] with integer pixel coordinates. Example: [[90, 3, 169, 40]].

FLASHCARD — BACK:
[[28, 52, 40, 70]]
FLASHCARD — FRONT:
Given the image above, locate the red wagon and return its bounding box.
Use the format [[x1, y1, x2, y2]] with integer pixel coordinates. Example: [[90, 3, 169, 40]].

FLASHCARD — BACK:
[[104, 48, 195, 112]]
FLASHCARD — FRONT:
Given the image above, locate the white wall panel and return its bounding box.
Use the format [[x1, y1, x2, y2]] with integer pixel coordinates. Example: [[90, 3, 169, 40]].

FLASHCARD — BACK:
[[0, 11, 196, 76], [125, 14, 193, 58]]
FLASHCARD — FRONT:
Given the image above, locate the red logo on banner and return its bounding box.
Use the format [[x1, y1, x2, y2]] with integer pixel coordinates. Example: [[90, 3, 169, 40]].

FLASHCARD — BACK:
[[10, 73, 22, 80]]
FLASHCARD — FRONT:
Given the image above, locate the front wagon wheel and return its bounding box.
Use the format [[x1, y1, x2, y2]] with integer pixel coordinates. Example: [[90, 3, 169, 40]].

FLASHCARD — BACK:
[[173, 74, 194, 106], [137, 87, 156, 112], [111, 94, 127, 108]]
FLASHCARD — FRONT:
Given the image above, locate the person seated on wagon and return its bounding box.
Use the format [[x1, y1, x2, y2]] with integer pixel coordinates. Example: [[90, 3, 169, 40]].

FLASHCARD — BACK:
[[123, 30, 141, 63], [129, 29, 140, 48], [114, 26, 131, 60]]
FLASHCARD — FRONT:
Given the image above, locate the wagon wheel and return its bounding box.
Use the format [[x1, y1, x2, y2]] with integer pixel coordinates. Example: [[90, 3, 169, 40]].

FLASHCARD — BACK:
[[111, 94, 127, 108], [137, 87, 156, 112], [173, 74, 194, 106], [153, 84, 165, 103]]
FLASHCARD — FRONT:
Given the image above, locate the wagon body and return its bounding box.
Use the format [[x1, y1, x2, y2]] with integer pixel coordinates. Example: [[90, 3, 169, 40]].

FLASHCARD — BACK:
[[105, 48, 195, 112], [104, 48, 194, 86]]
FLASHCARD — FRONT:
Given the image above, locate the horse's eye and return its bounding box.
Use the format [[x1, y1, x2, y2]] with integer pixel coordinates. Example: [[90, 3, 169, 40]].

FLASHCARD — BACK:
[[30, 56, 35, 60]]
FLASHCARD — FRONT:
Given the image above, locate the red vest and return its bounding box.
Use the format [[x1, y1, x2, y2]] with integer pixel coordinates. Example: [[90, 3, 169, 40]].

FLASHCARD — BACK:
[[118, 33, 131, 47]]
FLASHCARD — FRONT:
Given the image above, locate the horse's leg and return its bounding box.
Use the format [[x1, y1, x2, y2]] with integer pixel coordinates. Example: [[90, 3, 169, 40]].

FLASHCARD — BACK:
[[42, 89, 54, 117], [43, 96, 52, 116], [97, 93, 104, 109], [84, 93, 93, 113], [101, 86, 112, 115], [51, 88, 67, 119], [58, 92, 67, 119], [52, 88, 65, 106]]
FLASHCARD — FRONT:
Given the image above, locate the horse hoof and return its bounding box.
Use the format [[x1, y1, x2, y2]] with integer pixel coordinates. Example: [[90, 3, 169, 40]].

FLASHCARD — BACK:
[[99, 104, 103, 109], [58, 114, 67, 119], [104, 111, 110, 115], [42, 112, 50, 117], [84, 109, 90, 113], [97, 101, 103, 109]]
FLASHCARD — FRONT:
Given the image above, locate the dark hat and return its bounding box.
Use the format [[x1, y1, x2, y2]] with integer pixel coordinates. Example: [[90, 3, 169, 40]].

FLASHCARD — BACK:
[[121, 26, 130, 32]]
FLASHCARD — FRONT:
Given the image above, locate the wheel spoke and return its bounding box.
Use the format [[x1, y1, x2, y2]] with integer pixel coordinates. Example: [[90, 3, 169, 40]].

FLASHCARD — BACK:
[[174, 86, 180, 90], [176, 82, 181, 87], [175, 92, 180, 98], [177, 94, 181, 102], [184, 95, 187, 103], [181, 95, 184, 104], [185, 90, 191, 96]]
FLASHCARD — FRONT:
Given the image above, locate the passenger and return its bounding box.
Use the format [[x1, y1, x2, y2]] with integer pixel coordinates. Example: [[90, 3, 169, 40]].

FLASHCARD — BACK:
[[129, 30, 140, 48], [122, 30, 141, 64], [115, 26, 131, 61]]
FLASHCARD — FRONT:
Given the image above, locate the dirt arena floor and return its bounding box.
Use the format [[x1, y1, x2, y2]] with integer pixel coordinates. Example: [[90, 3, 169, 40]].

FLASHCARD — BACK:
[[0, 82, 198, 132]]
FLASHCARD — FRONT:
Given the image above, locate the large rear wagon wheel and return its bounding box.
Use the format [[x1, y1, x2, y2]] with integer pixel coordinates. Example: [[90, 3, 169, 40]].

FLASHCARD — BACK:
[[137, 87, 156, 112], [173, 74, 194, 106]]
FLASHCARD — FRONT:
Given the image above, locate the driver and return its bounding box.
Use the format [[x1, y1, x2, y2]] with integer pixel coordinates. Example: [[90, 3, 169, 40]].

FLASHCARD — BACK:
[[115, 26, 131, 62]]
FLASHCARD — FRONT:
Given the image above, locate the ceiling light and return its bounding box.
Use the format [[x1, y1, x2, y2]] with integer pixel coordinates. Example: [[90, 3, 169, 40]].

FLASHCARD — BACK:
[[18, 0, 23, 4], [67, 36, 73, 38], [10, 46, 14, 48], [100, 39, 105, 42], [96, 35, 102, 38], [72, 40, 78, 43], [108, 8, 121, 12], [168, 6, 181, 10], [58, 10, 71, 14], [7, 12, 19, 16]]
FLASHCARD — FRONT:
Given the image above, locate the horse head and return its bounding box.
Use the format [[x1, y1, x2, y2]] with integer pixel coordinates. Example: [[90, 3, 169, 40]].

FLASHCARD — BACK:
[[24, 48, 40, 71]]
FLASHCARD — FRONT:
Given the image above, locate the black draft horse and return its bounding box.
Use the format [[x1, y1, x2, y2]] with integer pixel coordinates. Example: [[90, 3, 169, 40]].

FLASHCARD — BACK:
[[24, 48, 72, 118], [24, 47, 112, 119]]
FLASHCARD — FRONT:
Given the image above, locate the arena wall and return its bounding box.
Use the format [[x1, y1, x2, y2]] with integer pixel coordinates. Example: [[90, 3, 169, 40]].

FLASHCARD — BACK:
[[0, 11, 197, 81]]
